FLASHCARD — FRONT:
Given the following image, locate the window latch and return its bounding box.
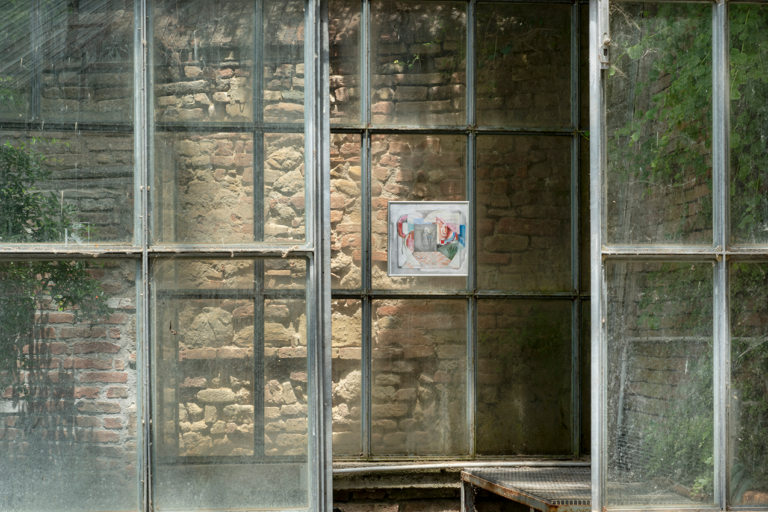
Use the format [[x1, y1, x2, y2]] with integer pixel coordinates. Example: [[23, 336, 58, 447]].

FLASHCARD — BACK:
[[598, 0, 610, 69]]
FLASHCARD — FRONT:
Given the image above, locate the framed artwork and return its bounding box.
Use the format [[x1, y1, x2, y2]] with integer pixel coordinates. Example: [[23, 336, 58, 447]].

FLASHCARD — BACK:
[[388, 201, 469, 277]]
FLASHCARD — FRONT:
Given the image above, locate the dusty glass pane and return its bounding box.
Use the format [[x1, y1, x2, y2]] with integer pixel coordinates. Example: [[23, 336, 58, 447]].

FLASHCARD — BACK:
[[729, 263, 768, 505], [371, 299, 467, 456], [0, 260, 138, 512], [331, 134, 361, 289], [580, 4, 589, 130], [370, 1, 467, 126], [0, 131, 134, 244], [476, 135, 571, 292], [264, 132, 306, 242], [263, 0, 305, 124], [370, 134, 467, 290], [730, 5, 768, 245], [606, 261, 714, 507], [153, 132, 257, 244], [581, 300, 591, 456], [153, 0, 254, 123], [264, 258, 307, 290], [606, 3, 712, 246], [152, 258, 308, 511], [331, 299, 362, 456], [153, 131, 305, 244], [0, 0, 134, 122], [0, 1, 31, 120], [581, 137, 590, 292], [476, 3, 570, 128], [329, 0, 361, 125], [477, 300, 571, 455]]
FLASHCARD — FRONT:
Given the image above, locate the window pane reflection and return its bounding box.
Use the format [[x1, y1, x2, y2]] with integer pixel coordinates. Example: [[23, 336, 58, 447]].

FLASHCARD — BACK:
[[730, 263, 768, 506], [370, 0, 467, 126], [0, 260, 138, 512], [152, 258, 308, 511], [371, 299, 467, 456], [332, 299, 362, 456], [606, 3, 712, 245], [606, 261, 714, 507], [477, 300, 571, 455]]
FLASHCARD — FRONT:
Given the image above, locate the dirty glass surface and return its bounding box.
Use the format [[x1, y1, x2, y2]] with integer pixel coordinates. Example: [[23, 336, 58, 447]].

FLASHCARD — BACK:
[[0, 131, 135, 245], [152, 131, 306, 244], [0, 260, 138, 512], [370, 299, 467, 456], [152, 258, 308, 511], [729, 5, 768, 246], [153, 0, 254, 123], [606, 261, 714, 507], [476, 3, 570, 128], [581, 300, 590, 456], [370, 133, 467, 290], [0, 0, 135, 246], [0, 0, 134, 123], [476, 135, 571, 292], [729, 263, 768, 505], [331, 134, 361, 289], [331, 299, 362, 456], [329, 0, 361, 125], [477, 300, 571, 455], [606, 3, 712, 246], [370, 0, 467, 127]]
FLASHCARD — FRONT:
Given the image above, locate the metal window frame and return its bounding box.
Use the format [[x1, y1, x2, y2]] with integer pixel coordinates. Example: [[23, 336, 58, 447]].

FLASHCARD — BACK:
[[0, 0, 332, 510], [331, 0, 591, 463], [589, 0, 768, 510]]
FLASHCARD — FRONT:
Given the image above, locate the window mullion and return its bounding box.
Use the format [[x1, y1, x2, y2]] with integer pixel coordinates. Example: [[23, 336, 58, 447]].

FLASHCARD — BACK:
[[590, 0, 607, 508], [712, 0, 730, 509]]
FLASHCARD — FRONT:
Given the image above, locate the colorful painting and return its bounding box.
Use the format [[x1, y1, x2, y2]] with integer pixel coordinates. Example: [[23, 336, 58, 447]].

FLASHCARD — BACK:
[[388, 201, 469, 277]]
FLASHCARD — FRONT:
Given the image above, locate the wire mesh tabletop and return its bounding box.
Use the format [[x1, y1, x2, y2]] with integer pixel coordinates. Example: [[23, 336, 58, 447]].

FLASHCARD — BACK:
[[462, 467, 591, 507]]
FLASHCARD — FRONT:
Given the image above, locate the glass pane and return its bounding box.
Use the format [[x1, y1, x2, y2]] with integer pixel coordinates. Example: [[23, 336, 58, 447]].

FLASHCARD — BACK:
[[0, 1, 31, 120], [730, 263, 768, 505], [370, 0, 467, 126], [152, 258, 308, 510], [331, 134, 362, 289], [581, 299, 590, 456], [42, 0, 134, 122], [476, 135, 571, 292], [580, 4, 589, 130], [581, 137, 590, 292], [153, 0, 254, 123], [331, 299, 362, 456], [371, 299, 467, 455], [371, 134, 467, 290], [0, 0, 136, 123], [477, 300, 571, 455], [730, 5, 768, 245], [265, 133, 306, 243], [0, 131, 134, 244], [476, 3, 570, 128], [0, 260, 138, 511], [606, 3, 712, 246], [263, 0, 305, 124], [330, 0, 361, 125], [606, 261, 714, 507], [153, 132, 305, 244]]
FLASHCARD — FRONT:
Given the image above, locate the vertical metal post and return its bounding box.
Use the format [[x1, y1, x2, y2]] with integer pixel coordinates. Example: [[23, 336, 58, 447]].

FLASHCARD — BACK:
[[135, 0, 150, 510], [589, 0, 606, 509], [311, 0, 333, 505], [361, 131, 372, 459], [360, 0, 370, 128], [571, 0, 582, 459], [466, 0, 477, 459], [712, 0, 730, 508]]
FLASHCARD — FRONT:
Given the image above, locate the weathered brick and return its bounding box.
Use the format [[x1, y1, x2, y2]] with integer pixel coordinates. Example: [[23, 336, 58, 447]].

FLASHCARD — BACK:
[[80, 372, 128, 383], [107, 386, 129, 398], [71, 340, 119, 353]]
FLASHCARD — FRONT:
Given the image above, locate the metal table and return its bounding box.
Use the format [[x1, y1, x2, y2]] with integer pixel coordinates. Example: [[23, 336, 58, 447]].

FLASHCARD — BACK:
[[461, 467, 591, 512]]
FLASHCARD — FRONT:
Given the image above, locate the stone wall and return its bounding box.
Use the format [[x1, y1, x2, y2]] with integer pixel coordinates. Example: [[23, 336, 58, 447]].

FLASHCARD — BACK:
[[153, 258, 309, 460]]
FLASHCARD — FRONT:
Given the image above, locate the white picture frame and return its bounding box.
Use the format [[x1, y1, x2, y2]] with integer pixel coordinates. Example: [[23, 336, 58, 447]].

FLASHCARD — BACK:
[[387, 201, 470, 277]]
